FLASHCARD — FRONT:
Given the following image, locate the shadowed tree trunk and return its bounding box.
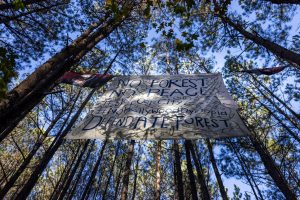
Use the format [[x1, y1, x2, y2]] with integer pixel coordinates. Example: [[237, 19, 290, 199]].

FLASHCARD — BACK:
[[250, 135, 297, 200], [131, 143, 142, 200], [189, 141, 211, 200], [184, 140, 198, 200], [120, 140, 135, 200], [173, 140, 184, 200], [213, 0, 300, 70], [113, 157, 125, 200], [80, 140, 107, 200], [206, 139, 228, 200], [14, 86, 97, 199], [155, 140, 161, 200], [57, 140, 91, 200], [67, 141, 95, 200], [268, 0, 300, 4]]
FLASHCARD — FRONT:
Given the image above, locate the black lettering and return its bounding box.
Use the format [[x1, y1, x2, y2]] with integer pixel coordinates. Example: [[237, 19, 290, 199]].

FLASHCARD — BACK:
[[220, 119, 229, 127], [161, 117, 168, 128], [170, 89, 184, 96], [148, 89, 160, 96], [133, 117, 147, 129], [185, 88, 197, 96], [168, 80, 181, 88], [161, 89, 170, 97], [159, 80, 169, 88], [211, 119, 219, 128], [176, 116, 184, 130], [82, 116, 103, 130], [204, 118, 210, 127], [182, 79, 189, 87], [188, 79, 197, 88], [195, 117, 205, 128], [151, 79, 158, 87]]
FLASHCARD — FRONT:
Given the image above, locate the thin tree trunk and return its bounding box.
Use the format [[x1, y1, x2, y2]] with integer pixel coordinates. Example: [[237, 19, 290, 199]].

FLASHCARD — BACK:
[[155, 140, 161, 200], [15, 86, 97, 199], [102, 142, 120, 200], [80, 140, 108, 200], [113, 158, 124, 200], [0, 91, 76, 199], [131, 143, 141, 200], [50, 143, 81, 200], [0, 4, 132, 141], [184, 140, 198, 200], [249, 74, 300, 121], [67, 141, 95, 200], [189, 141, 211, 200], [228, 140, 264, 200], [214, 0, 300, 70], [120, 140, 135, 200], [0, 0, 47, 10], [250, 135, 297, 200], [57, 140, 91, 200], [268, 0, 300, 4], [205, 139, 228, 200], [173, 140, 184, 200]]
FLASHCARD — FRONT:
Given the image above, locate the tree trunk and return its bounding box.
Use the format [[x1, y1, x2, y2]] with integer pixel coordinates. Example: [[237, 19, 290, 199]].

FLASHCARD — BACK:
[[102, 142, 120, 200], [155, 140, 161, 200], [173, 140, 184, 200], [57, 140, 91, 200], [189, 141, 211, 200], [184, 140, 198, 200], [0, 100, 71, 199], [250, 135, 297, 200], [205, 139, 228, 200], [131, 143, 141, 200], [67, 141, 95, 200], [113, 158, 124, 200], [0, 4, 133, 141], [0, 0, 47, 10], [80, 140, 107, 200], [120, 140, 135, 200], [268, 0, 300, 4], [214, 1, 300, 70], [228, 140, 264, 200], [249, 74, 300, 121], [50, 143, 81, 200], [15, 86, 97, 199]]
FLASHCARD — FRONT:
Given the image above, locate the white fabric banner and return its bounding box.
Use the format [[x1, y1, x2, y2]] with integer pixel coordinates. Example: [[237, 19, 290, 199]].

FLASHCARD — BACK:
[[66, 74, 249, 139]]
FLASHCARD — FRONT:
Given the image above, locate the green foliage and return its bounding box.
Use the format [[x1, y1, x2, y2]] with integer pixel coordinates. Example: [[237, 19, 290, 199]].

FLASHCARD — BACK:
[[12, 0, 25, 10], [0, 47, 18, 99]]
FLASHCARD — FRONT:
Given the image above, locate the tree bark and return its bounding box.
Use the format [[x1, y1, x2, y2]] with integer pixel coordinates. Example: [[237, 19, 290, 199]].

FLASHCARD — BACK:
[[206, 139, 228, 200], [155, 140, 161, 200], [120, 140, 135, 200], [173, 140, 184, 200], [80, 140, 107, 200], [131, 143, 141, 200], [189, 141, 211, 200], [184, 140, 198, 200], [214, 1, 300, 70], [250, 135, 297, 200]]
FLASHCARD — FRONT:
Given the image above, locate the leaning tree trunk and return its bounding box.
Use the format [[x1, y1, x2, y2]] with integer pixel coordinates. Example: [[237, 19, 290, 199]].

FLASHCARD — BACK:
[[206, 139, 228, 200], [120, 140, 135, 200], [268, 0, 300, 4], [250, 135, 297, 200], [80, 140, 107, 200], [213, 0, 300, 70], [0, 3, 133, 142], [189, 141, 211, 200], [184, 140, 199, 200], [14, 86, 97, 199], [173, 140, 185, 200]]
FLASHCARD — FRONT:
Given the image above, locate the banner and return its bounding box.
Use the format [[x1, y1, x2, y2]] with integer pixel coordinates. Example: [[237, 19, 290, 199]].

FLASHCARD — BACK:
[[66, 74, 249, 139], [59, 71, 113, 88]]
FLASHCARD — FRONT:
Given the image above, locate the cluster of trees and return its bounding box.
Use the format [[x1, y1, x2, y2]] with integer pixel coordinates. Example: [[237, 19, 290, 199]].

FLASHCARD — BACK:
[[0, 0, 299, 199]]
